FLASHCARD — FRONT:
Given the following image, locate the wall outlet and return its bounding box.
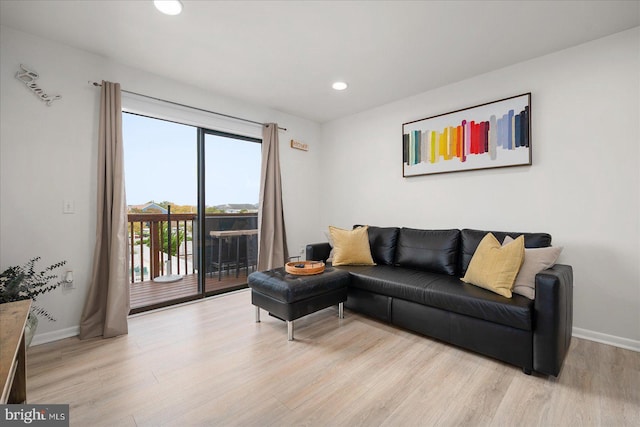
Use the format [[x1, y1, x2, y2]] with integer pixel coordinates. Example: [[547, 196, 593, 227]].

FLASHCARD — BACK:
[[62, 270, 74, 289]]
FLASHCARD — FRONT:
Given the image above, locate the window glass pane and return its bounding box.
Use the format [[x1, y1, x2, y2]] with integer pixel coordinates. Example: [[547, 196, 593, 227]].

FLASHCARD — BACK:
[[205, 134, 260, 210], [123, 113, 199, 310], [203, 133, 260, 292], [123, 114, 197, 207]]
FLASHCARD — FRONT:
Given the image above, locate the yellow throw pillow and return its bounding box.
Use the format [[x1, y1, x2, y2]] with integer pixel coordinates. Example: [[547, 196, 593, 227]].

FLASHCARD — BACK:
[[328, 225, 376, 266], [461, 233, 524, 298]]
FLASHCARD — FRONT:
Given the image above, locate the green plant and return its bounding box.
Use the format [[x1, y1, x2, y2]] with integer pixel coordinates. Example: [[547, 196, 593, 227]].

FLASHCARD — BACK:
[[141, 223, 185, 257], [161, 223, 185, 257], [0, 257, 67, 321]]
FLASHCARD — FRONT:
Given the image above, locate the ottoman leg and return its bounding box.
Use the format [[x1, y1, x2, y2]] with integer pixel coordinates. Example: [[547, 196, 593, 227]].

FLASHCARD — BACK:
[[339, 302, 344, 319], [287, 321, 294, 341], [255, 306, 261, 323]]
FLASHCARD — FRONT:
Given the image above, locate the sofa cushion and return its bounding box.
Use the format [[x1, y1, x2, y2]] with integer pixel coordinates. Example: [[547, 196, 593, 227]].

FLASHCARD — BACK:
[[329, 226, 375, 266], [358, 225, 400, 265], [503, 235, 563, 299], [338, 265, 442, 302], [394, 228, 460, 275], [323, 230, 335, 262], [460, 229, 552, 276], [461, 233, 525, 298], [337, 265, 533, 331]]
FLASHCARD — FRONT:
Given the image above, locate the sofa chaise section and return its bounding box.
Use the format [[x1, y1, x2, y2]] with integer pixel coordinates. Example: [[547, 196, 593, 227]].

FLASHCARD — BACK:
[[306, 226, 573, 376]]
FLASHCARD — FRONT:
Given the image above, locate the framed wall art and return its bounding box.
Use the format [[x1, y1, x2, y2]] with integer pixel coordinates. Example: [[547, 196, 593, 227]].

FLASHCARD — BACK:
[[402, 93, 531, 177]]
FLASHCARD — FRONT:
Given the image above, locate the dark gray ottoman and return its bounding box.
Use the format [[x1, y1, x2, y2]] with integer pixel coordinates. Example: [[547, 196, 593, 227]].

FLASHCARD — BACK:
[[248, 267, 350, 340]]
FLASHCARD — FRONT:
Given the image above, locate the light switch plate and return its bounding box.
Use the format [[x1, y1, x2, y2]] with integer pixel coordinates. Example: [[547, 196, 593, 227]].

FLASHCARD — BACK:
[[63, 199, 75, 214]]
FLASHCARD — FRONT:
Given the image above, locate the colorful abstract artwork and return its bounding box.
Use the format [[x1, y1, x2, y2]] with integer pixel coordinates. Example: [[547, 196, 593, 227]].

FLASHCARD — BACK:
[[402, 93, 531, 177]]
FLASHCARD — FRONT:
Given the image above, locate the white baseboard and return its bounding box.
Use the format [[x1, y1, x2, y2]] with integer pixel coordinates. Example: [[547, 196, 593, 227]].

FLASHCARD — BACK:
[[573, 327, 640, 352], [31, 326, 79, 346]]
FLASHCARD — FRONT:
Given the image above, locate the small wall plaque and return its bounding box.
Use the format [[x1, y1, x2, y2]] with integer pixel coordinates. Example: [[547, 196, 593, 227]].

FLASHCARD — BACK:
[[290, 139, 308, 151]]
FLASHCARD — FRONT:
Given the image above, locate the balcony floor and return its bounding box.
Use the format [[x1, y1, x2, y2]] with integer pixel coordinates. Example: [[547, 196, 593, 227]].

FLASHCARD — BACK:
[[130, 271, 251, 311]]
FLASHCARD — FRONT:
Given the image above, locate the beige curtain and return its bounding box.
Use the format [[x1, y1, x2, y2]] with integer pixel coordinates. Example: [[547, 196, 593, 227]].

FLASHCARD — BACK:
[[257, 123, 288, 270], [79, 81, 129, 339]]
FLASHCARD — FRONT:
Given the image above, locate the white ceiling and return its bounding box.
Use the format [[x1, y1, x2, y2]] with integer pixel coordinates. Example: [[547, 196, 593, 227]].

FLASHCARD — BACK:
[[1, 1, 638, 123]]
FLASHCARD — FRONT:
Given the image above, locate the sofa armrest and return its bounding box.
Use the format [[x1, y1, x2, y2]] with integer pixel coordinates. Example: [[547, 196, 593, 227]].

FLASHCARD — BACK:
[[306, 242, 331, 262], [533, 264, 573, 376]]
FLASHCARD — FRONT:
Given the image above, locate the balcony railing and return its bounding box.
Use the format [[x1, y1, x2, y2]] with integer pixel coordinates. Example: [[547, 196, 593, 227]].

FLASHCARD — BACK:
[[126, 212, 258, 284], [128, 213, 195, 283]]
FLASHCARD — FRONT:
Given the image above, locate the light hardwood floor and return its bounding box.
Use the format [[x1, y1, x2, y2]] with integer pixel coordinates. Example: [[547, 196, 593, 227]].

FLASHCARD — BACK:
[[27, 289, 639, 426]]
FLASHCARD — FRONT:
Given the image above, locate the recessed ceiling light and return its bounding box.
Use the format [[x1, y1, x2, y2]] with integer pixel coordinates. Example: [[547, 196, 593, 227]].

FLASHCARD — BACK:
[[154, 0, 183, 16], [332, 82, 348, 91]]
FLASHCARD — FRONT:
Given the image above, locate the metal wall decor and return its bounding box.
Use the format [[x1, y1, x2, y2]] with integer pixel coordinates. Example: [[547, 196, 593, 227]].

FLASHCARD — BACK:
[[15, 64, 62, 106]]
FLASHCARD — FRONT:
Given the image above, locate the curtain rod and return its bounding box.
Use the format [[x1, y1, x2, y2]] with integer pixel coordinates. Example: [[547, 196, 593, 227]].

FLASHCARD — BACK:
[[88, 81, 287, 131]]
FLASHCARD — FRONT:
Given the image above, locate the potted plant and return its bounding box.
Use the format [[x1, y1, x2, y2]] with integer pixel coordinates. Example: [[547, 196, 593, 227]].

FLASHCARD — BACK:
[[0, 257, 66, 346]]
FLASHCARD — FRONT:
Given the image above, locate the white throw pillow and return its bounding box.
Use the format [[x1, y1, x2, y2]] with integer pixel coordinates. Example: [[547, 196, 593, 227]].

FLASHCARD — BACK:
[[503, 235, 563, 299], [324, 230, 334, 262]]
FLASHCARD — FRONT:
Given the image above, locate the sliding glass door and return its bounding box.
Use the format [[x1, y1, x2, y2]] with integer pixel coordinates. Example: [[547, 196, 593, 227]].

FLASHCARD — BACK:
[[123, 113, 260, 313], [200, 130, 261, 296]]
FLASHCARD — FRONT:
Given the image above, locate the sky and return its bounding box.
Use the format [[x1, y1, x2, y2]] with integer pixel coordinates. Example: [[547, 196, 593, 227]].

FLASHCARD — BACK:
[[122, 113, 261, 206]]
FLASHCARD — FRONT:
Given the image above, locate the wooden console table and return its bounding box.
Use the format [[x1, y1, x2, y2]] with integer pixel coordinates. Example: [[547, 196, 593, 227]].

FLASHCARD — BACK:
[[1, 299, 31, 403]]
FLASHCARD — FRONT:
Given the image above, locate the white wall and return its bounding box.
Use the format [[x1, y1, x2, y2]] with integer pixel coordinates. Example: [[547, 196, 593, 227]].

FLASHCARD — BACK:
[[2, 22, 638, 350], [320, 28, 640, 348], [0, 25, 322, 343]]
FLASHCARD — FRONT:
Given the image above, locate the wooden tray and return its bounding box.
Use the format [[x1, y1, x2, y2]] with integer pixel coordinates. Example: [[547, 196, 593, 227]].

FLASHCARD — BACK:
[[285, 261, 325, 276]]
